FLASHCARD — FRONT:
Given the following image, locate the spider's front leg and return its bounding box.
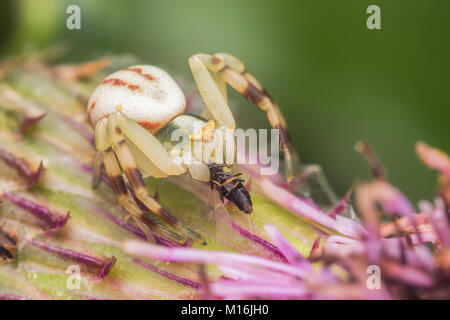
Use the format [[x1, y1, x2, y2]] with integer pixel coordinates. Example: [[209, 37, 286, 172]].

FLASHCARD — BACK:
[[94, 114, 205, 245], [189, 53, 299, 183]]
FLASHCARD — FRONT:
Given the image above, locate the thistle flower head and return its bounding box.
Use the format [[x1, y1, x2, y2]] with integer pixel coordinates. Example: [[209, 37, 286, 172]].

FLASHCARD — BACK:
[[0, 51, 449, 300]]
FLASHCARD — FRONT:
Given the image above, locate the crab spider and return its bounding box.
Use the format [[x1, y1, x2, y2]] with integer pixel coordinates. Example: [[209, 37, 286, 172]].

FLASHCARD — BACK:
[[88, 53, 296, 244]]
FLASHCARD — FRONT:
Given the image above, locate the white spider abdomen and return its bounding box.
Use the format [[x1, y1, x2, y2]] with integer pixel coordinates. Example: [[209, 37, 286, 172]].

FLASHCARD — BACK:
[[87, 65, 186, 133]]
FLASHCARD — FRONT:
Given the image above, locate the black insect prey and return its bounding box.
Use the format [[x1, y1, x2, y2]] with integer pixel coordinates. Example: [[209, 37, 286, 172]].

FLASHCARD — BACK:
[[208, 164, 253, 214]]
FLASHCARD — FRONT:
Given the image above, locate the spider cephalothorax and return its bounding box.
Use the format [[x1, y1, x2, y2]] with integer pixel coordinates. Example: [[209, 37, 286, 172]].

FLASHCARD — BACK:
[[87, 53, 297, 244]]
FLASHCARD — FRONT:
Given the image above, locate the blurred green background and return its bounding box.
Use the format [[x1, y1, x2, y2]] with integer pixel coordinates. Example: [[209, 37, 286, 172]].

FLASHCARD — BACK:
[[0, 0, 448, 203]]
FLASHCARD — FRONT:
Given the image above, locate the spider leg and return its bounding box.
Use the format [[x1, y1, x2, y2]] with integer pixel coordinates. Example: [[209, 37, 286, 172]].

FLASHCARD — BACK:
[[184, 63, 236, 166], [199, 72, 227, 120], [91, 150, 103, 189], [107, 113, 206, 244], [190, 53, 298, 183], [188, 55, 236, 130], [94, 118, 188, 245], [114, 112, 185, 176]]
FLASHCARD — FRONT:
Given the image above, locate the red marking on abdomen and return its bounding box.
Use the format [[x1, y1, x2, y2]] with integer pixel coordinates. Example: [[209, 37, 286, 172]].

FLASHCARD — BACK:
[[101, 78, 128, 86], [138, 121, 161, 134], [128, 84, 140, 91], [124, 67, 155, 81], [101, 78, 141, 91], [89, 101, 96, 111]]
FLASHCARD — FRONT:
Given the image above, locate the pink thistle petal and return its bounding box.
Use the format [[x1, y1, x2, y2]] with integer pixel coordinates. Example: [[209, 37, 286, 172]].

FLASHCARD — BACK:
[[20, 113, 46, 133], [258, 178, 365, 238], [326, 235, 360, 245], [0, 294, 27, 300], [0, 148, 45, 189], [355, 141, 386, 180], [3, 192, 69, 233], [308, 237, 322, 260], [29, 239, 116, 281], [131, 258, 200, 288], [232, 222, 287, 262], [383, 262, 434, 288], [328, 188, 352, 219], [380, 183, 415, 217], [416, 142, 450, 179], [123, 240, 308, 279], [216, 265, 298, 285], [210, 280, 309, 299], [263, 224, 311, 268], [380, 212, 430, 238]]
